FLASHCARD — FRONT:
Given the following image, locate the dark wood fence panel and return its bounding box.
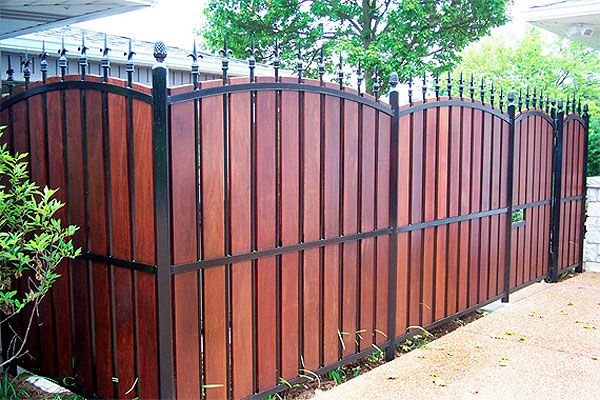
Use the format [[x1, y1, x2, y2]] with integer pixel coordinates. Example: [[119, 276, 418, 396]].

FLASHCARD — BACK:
[[1, 65, 589, 400], [510, 110, 554, 291], [558, 115, 586, 273], [1, 75, 157, 400]]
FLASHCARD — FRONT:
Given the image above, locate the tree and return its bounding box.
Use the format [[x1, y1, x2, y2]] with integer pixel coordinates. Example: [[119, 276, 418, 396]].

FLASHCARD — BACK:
[[201, 0, 510, 90], [455, 28, 599, 175], [0, 127, 80, 370]]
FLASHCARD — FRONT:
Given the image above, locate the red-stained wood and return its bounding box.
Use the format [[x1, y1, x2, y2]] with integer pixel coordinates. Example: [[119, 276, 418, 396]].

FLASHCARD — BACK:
[[421, 107, 436, 325], [169, 95, 200, 399], [435, 106, 449, 316], [409, 109, 423, 326], [131, 99, 158, 398], [376, 113, 390, 345], [281, 91, 300, 377], [82, 88, 113, 398], [459, 108, 473, 310], [342, 100, 359, 356], [107, 92, 136, 399], [200, 93, 228, 400], [359, 105, 376, 349], [303, 92, 321, 369], [229, 90, 253, 399], [395, 113, 410, 335], [256, 87, 277, 389]]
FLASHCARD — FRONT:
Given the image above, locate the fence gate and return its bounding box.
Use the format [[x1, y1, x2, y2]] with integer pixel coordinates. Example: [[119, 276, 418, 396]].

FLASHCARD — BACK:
[[0, 40, 591, 400]]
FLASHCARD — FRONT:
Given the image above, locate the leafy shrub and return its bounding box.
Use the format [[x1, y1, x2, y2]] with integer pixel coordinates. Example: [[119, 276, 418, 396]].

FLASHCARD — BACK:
[[0, 127, 80, 368], [587, 119, 600, 177]]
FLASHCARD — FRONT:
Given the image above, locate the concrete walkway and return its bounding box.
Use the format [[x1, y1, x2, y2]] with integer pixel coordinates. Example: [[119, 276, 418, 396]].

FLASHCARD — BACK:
[[315, 273, 600, 400]]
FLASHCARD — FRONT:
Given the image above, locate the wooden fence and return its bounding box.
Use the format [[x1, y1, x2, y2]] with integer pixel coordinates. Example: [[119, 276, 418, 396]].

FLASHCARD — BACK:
[[0, 41, 590, 400]]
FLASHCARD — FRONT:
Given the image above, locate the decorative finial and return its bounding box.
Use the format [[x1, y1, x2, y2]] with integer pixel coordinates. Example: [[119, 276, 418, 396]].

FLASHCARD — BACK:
[[295, 44, 303, 82], [532, 87, 537, 108], [469, 72, 475, 100], [490, 82, 495, 107], [101, 33, 110, 82], [5, 56, 15, 95], [189, 38, 202, 89], [572, 94, 576, 114], [218, 38, 231, 84], [499, 87, 504, 112], [582, 103, 589, 118], [21, 49, 31, 86], [422, 71, 427, 100], [539, 89, 544, 110], [458, 71, 464, 98], [246, 35, 256, 82], [389, 72, 399, 92], [40, 41, 48, 83], [337, 53, 344, 89], [446, 71, 452, 97], [508, 90, 515, 106], [518, 88, 523, 111], [356, 61, 364, 95], [557, 99, 564, 116], [408, 75, 413, 104], [125, 38, 136, 87], [373, 65, 380, 100], [318, 47, 325, 85], [78, 32, 88, 79], [434, 71, 440, 98], [59, 37, 68, 81], [154, 40, 167, 63], [525, 86, 530, 108], [273, 39, 280, 81], [577, 98, 582, 115], [480, 77, 485, 103]]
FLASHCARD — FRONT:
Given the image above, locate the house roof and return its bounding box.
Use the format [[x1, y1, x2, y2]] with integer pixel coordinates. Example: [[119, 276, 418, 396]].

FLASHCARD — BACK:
[[0, 25, 282, 77], [0, 0, 154, 40], [523, 0, 600, 49]]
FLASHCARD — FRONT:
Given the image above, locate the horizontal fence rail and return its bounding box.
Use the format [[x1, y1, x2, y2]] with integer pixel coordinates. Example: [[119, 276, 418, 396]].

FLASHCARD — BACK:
[[0, 37, 591, 400]]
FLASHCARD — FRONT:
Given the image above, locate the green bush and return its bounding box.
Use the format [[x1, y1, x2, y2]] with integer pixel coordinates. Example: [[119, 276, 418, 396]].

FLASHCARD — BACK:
[[0, 126, 80, 369], [587, 118, 600, 177]]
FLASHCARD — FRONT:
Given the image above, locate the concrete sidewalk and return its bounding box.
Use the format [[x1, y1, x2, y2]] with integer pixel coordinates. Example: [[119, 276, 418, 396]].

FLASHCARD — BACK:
[[315, 273, 600, 400]]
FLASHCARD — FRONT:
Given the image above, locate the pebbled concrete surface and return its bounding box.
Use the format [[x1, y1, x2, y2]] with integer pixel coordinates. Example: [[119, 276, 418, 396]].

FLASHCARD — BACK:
[[314, 273, 600, 400]]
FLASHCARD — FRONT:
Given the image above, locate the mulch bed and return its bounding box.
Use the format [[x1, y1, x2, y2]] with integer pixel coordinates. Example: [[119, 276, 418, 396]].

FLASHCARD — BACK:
[[280, 310, 486, 400]]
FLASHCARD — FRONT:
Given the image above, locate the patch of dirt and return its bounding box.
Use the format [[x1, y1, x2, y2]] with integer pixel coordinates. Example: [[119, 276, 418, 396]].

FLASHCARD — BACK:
[[277, 310, 486, 400]]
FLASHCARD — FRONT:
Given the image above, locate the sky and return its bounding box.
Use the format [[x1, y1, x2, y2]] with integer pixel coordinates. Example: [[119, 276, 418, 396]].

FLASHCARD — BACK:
[[75, 0, 546, 49]]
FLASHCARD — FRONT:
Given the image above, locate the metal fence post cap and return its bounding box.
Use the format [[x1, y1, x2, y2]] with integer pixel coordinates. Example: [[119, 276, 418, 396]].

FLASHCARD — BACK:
[[583, 103, 589, 115], [389, 72, 399, 91], [154, 41, 168, 63], [507, 91, 515, 103]]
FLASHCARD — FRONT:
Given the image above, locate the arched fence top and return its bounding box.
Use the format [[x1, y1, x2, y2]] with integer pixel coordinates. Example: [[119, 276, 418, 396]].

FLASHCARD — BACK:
[[0, 74, 153, 111], [564, 113, 587, 127], [515, 109, 555, 125]]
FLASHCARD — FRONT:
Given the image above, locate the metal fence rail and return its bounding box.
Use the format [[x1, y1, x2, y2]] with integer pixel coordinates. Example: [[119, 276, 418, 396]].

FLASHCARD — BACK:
[[0, 36, 590, 400]]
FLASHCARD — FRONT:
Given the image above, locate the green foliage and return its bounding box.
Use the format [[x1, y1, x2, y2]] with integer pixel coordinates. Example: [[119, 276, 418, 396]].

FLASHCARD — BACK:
[[511, 210, 524, 223], [456, 28, 599, 175], [0, 126, 80, 367], [202, 0, 510, 89]]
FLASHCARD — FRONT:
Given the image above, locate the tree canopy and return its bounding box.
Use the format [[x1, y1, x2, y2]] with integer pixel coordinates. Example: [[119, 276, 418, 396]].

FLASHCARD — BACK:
[[201, 0, 509, 90], [456, 28, 599, 175]]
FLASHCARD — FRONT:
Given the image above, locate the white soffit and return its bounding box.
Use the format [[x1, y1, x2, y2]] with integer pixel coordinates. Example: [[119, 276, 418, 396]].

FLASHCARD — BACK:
[[523, 0, 600, 49], [0, 1, 155, 40]]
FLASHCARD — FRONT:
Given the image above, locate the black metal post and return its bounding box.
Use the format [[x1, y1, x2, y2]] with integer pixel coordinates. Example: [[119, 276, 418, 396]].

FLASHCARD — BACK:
[[550, 100, 565, 282], [101, 34, 110, 83], [22, 50, 31, 89], [502, 92, 516, 302], [385, 72, 400, 362], [152, 41, 175, 399], [576, 104, 590, 273]]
